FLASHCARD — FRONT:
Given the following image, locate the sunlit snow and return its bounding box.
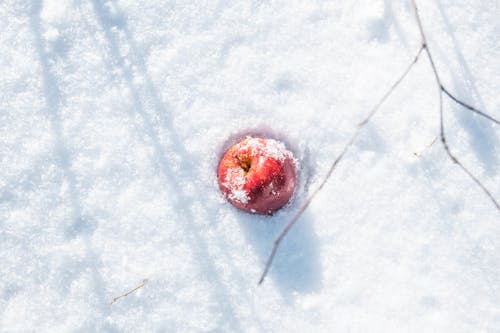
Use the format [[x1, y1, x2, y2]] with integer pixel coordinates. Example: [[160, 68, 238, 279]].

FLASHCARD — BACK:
[[1, 0, 499, 331]]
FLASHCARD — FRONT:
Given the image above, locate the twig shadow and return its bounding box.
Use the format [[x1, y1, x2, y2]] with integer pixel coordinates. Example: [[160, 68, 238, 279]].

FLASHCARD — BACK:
[[366, 0, 410, 48], [436, 0, 498, 176], [217, 127, 322, 297], [87, 1, 245, 330], [383, 0, 410, 48], [29, 2, 116, 331], [240, 207, 322, 298]]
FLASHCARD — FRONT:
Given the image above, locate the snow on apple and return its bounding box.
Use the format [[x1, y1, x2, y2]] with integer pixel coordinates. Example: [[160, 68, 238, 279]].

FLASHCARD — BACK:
[[218, 137, 296, 214]]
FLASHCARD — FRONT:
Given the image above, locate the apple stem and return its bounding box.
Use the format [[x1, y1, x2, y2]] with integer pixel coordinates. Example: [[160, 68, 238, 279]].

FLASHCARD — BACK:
[[234, 155, 251, 173]]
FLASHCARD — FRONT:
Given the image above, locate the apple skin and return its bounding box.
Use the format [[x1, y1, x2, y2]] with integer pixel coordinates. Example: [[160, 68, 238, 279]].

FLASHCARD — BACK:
[[218, 137, 296, 215]]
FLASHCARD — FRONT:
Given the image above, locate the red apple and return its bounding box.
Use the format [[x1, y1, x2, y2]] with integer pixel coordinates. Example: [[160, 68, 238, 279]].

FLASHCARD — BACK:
[[218, 137, 296, 214]]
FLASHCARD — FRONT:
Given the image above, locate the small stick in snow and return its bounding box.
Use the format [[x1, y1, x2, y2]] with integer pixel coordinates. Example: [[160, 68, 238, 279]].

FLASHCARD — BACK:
[[110, 279, 148, 305], [410, 0, 499, 210], [259, 0, 499, 285], [413, 136, 438, 157], [258, 46, 425, 285], [441, 87, 500, 126]]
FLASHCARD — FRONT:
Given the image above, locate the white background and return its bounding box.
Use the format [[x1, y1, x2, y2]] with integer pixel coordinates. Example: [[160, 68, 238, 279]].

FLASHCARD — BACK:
[[1, 0, 499, 331]]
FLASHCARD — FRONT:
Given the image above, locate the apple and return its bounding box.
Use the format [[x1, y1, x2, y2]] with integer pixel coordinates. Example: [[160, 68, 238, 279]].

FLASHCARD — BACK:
[[218, 136, 296, 214]]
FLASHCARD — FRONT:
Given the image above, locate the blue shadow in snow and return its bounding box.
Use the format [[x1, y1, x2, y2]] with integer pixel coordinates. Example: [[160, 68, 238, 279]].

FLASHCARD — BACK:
[[219, 128, 322, 297], [29, 1, 117, 331], [88, 1, 246, 331], [436, 0, 498, 176], [240, 207, 322, 298], [366, 0, 410, 48]]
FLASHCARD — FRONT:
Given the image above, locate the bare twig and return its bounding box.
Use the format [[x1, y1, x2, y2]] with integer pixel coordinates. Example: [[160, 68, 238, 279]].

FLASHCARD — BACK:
[[259, 0, 499, 285], [441, 87, 500, 125], [410, 0, 499, 210], [413, 136, 438, 157], [110, 279, 148, 305], [258, 46, 424, 285], [437, 90, 500, 210]]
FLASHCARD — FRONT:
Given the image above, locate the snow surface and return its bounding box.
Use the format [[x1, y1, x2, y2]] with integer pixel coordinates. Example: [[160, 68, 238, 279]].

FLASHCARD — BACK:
[[1, 0, 499, 331]]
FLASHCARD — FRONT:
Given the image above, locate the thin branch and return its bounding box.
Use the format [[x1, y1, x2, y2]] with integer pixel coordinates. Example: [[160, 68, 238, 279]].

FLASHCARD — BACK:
[[258, 46, 424, 285], [411, 0, 499, 211], [259, 0, 499, 285], [413, 136, 438, 157], [110, 279, 148, 305], [441, 87, 500, 125], [410, 1, 441, 88], [412, 0, 499, 126], [439, 88, 500, 209]]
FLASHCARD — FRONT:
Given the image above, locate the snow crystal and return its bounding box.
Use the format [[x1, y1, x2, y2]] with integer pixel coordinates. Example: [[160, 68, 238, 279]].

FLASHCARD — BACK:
[[223, 168, 249, 204], [227, 188, 250, 204], [242, 136, 293, 162]]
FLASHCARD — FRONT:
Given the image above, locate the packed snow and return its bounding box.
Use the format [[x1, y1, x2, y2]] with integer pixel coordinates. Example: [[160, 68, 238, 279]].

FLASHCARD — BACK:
[[1, 0, 499, 332]]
